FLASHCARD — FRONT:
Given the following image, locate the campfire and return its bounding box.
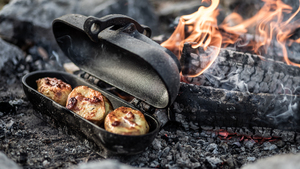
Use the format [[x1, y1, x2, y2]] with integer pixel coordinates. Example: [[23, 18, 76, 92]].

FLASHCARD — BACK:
[[156, 0, 300, 134], [163, 0, 300, 71], [1, 0, 300, 168]]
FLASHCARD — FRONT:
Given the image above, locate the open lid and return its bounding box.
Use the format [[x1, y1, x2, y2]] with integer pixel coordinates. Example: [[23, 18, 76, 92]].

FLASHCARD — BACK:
[[52, 14, 180, 109]]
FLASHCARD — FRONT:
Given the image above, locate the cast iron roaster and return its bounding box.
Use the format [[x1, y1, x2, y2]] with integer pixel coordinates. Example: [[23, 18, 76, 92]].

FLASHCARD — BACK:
[[22, 14, 181, 156]]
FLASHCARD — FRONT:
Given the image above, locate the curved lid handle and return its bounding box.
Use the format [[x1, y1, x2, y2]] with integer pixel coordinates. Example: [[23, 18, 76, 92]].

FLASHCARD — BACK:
[[83, 14, 151, 42]]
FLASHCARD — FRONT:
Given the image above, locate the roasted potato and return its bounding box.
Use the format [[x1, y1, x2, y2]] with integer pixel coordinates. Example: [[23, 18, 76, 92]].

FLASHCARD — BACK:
[[36, 77, 72, 106], [66, 86, 113, 125], [104, 107, 149, 135]]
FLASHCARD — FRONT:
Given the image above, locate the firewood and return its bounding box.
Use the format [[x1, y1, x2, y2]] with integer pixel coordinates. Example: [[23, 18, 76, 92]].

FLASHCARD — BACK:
[[181, 44, 300, 95], [171, 83, 300, 132]]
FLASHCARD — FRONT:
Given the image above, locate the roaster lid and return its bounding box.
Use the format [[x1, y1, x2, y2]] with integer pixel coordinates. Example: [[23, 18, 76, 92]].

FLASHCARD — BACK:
[[52, 14, 180, 109]]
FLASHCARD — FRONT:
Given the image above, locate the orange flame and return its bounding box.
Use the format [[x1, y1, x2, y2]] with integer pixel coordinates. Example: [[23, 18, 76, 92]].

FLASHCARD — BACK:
[[220, 0, 300, 60], [162, 0, 300, 77], [161, 0, 222, 77]]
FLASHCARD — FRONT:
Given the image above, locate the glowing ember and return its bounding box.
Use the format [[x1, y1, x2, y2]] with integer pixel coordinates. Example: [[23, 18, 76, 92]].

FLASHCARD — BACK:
[[110, 89, 134, 102], [217, 129, 279, 143], [162, 0, 300, 77]]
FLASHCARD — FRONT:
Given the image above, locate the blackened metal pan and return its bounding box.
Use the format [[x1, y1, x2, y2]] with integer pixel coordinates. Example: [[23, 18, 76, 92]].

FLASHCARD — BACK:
[[22, 70, 159, 157]]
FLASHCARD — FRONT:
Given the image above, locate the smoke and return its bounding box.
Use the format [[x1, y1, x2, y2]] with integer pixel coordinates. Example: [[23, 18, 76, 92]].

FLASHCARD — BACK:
[[201, 52, 250, 94], [264, 84, 299, 127], [203, 71, 250, 94], [50, 51, 62, 67]]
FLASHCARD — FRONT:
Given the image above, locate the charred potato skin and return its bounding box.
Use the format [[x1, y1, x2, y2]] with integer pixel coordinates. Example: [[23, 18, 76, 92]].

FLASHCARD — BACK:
[[104, 107, 150, 135], [66, 86, 113, 126], [36, 77, 72, 106]]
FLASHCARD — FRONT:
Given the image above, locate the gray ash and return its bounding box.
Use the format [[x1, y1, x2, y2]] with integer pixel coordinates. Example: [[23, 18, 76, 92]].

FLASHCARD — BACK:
[[0, 103, 102, 168], [120, 121, 300, 169]]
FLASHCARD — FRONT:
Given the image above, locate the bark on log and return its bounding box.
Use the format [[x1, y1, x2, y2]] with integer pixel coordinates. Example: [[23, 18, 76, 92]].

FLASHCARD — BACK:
[[170, 83, 300, 132], [181, 44, 300, 95]]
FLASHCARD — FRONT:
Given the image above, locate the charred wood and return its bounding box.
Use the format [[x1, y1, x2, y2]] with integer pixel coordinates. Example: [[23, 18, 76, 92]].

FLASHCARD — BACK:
[[171, 83, 300, 132], [181, 44, 300, 95]]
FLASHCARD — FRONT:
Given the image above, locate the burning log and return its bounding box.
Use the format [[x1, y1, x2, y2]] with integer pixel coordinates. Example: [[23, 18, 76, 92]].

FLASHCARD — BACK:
[[173, 42, 300, 132], [181, 43, 300, 95], [158, 0, 300, 138], [171, 82, 300, 132]]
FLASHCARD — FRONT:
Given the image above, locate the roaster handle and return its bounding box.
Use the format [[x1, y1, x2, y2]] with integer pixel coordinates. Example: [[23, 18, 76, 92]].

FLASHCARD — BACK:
[[84, 14, 151, 42]]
